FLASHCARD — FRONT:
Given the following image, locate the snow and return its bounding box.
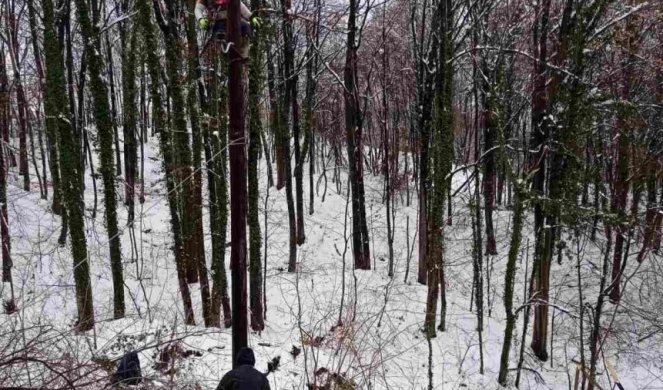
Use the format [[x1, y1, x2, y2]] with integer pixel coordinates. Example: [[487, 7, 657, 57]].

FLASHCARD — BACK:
[[1, 137, 662, 389]]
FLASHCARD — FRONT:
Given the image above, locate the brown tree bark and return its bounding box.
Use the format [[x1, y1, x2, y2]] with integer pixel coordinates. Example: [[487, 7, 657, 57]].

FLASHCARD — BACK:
[[415, 2, 441, 285], [6, 7, 30, 191], [281, 0, 298, 272], [481, 58, 497, 256], [345, 0, 371, 270], [0, 46, 13, 287], [609, 5, 640, 304], [248, 0, 266, 331], [529, 0, 552, 361]]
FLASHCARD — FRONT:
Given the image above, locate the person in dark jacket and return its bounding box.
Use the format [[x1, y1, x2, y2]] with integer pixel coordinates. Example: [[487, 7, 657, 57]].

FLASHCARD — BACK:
[[217, 347, 270, 390], [112, 351, 142, 386]]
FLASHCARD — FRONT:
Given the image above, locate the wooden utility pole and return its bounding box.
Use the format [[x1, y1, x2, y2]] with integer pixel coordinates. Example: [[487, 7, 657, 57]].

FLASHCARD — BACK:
[[227, 0, 249, 367]]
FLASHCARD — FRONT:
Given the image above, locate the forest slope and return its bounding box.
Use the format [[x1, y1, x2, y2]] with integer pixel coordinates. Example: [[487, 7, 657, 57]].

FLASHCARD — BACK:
[[1, 139, 661, 389]]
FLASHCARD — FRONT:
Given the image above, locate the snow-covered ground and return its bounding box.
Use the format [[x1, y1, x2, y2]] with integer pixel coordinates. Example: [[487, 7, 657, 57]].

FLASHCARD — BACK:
[[1, 139, 662, 389]]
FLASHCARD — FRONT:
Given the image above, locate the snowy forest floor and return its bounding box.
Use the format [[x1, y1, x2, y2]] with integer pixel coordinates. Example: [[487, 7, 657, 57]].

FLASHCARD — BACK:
[[1, 139, 662, 389]]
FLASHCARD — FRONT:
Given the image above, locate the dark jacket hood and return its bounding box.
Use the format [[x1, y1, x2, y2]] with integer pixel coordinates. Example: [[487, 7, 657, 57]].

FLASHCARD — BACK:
[[237, 347, 255, 366]]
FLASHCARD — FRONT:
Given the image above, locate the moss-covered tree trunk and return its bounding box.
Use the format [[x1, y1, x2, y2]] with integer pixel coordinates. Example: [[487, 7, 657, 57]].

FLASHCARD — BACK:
[[73, 0, 125, 319], [154, 0, 199, 285], [121, 15, 138, 224], [43, 0, 95, 330], [248, 0, 265, 331], [205, 51, 231, 328], [496, 87, 526, 382], [138, 0, 195, 325], [530, 0, 595, 359], [487, 45, 525, 384], [497, 189, 523, 385], [183, 0, 212, 326], [103, 34, 122, 177]]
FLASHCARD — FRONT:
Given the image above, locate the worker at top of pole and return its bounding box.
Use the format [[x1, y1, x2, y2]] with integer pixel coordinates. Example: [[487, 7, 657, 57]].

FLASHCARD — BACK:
[[195, 0, 261, 57]]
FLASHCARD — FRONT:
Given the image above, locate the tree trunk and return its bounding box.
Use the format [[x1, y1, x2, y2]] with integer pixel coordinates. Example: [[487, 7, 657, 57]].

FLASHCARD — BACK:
[[248, 0, 265, 332], [228, 0, 249, 366], [471, 27, 484, 371], [121, 20, 138, 224], [281, 0, 298, 272], [639, 75, 661, 262], [154, 0, 199, 285], [6, 8, 30, 191], [345, 0, 370, 270], [497, 189, 524, 385], [66, 9, 83, 174], [73, 0, 126, 320], [609, 11, 639, 302], [0, 62, 15, 310], [304, 3, 319, 215], [424, 0, 453, 337], [184, 0, 212, 326], [27, 0, 48, 200], [205, 50, 232, 328], [103, 34, 122, 176], [380, 5, 394, 278], [587, 231, 612, 390], [0, 47, 13, 289], [529, 0, 552, 361], [482, 64, 497, 256], [269, 40, 286, 191], [139, 0, 195, 325], [43, 0, 95, 331], [293, 84, 306, 246], [415, 3, 441, 285]]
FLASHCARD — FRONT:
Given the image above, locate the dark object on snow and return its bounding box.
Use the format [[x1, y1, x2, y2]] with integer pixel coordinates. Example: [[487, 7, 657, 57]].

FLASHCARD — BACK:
[[290, 345, 301, 359], [113, 351, 142, 386], [217, 347, 270, 390], [3, 299, 17, 314], [266, 356, 280, 375]]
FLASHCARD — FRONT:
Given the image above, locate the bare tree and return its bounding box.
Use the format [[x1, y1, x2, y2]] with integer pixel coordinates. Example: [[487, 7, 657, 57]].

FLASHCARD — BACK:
[[345, 0, 371, 270]]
